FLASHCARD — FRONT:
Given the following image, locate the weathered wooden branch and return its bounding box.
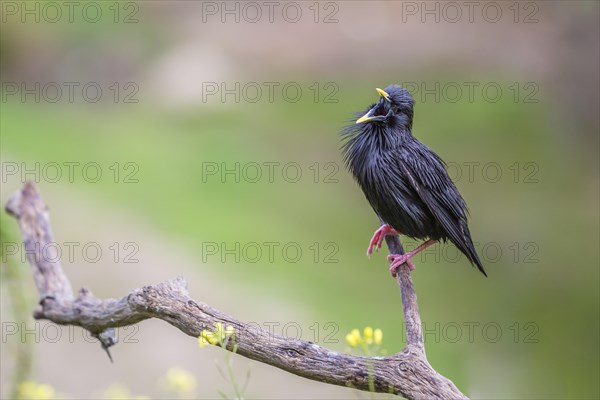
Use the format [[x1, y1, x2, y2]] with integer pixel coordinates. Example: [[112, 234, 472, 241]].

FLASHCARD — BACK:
[[4, 182, 468, 399]]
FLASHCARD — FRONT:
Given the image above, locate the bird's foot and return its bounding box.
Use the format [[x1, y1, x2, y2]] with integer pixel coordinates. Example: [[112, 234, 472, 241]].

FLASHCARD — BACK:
[[367, 224, 399, 257], [387, 239, 438, 277], [387, 254, 416, 276]]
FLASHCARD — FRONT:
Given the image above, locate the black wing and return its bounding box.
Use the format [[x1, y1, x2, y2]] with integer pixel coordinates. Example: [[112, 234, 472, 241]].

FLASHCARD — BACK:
[[396, 143, 487, 276]]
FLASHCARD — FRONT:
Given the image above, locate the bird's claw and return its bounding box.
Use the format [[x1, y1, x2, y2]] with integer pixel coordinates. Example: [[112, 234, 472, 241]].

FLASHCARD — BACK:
[[366, 224, 398, 257], [366, 231, 383, 257], [387, 254, 416, 277]]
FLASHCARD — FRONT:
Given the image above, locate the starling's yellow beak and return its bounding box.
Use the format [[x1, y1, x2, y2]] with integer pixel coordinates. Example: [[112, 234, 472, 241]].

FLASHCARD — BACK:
[[356, 88, 391, 123], [376, 88, 390, 101], [356, 110, 375, 124]]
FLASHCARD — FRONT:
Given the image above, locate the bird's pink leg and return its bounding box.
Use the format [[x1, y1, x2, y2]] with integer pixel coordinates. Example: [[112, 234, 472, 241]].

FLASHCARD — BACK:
[[388, 239, 438, 276], [366, 224, 399, 257]]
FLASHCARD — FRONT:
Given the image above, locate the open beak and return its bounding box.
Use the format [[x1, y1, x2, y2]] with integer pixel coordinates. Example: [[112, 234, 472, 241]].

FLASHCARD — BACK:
[[356, 109, 376, 124], [356, 88, 391, 124]]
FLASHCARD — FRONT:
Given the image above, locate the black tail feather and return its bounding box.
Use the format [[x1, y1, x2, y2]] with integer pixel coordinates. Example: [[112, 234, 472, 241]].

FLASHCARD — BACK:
[[455, 224, 487, 277]]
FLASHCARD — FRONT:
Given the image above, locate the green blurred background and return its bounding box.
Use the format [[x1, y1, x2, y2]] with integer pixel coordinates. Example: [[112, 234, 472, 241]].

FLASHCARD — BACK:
[[1, 1, 598, 399]]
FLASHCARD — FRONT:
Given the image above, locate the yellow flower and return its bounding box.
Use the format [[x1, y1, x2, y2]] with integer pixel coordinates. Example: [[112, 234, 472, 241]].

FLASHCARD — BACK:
[[225, 325, 235, 337], [103, 383, 131, 400], [198, 329, 218, 347], [166, 366, 197, 394], [199, 322, 235, 348], [374, 328, 383, 345], [198, 331, 209, 348], [345, 326, 385, 352], [363, 326, 374, 344], [103, 383, 149, 399], [17, 380, 55, 400], [345, 328, 361, 347]]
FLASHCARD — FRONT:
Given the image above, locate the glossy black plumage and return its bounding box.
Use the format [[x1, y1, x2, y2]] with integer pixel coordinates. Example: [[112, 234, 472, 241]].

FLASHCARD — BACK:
[[342, 85, 486, 276]]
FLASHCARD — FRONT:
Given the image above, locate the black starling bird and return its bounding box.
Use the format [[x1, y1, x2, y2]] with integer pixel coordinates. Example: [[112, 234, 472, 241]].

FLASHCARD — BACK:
[[342, 85, 486, 277]]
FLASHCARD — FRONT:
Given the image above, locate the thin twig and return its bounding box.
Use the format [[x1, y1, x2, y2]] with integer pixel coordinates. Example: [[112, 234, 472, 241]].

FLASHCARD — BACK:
[[385, 235, 424, 352]]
